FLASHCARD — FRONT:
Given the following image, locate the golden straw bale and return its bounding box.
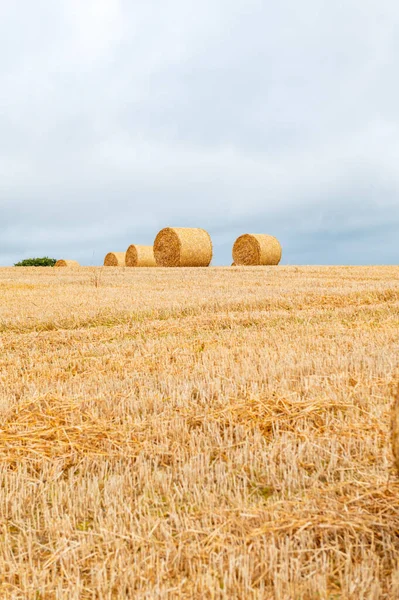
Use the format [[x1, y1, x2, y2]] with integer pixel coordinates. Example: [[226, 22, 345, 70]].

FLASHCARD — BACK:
[[125, 245, 156, 267], [154, 227, 213, 267], [104, 252, 126, 267], [55, 260, 80, 267], [231, 262, 237, 266], [392, 382, 399, 475], [232, 234, 282, 266]]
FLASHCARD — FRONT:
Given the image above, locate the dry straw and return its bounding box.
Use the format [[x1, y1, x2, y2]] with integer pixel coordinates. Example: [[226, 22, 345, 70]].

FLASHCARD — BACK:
[[392, 382, 399, 475], [232, 234, 282, 266], [154, 227, 213, 267], [104, 252, 126, 267], [125, 245, 156, 267], [55, 260, 80, 267]]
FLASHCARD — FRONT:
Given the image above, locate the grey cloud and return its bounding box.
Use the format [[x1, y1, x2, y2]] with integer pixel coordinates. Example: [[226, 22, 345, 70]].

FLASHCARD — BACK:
[[0, 0, 398, 265]]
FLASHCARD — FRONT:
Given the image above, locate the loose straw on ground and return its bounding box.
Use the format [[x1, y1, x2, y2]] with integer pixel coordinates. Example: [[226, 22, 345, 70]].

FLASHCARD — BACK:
[[125, 245, 156, 267], [104, 252, 126, 267], [154, 227, 213, 267], [392, 382, 399, 475], [232, 234, 282, 266], [55, 260, 80, 267]]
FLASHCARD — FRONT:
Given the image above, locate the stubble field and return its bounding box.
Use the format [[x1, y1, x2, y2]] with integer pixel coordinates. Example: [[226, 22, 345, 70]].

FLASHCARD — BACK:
[[0, 265, 399, 599]]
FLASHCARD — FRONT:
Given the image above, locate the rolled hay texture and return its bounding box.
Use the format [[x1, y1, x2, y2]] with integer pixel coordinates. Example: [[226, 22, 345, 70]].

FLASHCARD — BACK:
[[154, 227, 213, 267], [125, 245, 156, 267], [392, 383, 399, 475], [232, 234, 282, 266], [104, 252, 126, 267], [55, 260, 80, 267]]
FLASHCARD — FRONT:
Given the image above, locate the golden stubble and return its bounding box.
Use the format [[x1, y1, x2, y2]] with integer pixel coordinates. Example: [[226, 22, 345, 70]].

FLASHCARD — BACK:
[[0, 265, 399, 599]]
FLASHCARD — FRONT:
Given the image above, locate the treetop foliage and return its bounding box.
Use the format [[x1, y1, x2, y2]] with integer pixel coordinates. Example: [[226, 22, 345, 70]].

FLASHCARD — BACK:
[[14, 257, 57, 267]]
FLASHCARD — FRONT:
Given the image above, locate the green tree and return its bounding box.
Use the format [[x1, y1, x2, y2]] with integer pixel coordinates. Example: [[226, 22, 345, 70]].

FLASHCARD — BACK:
[[14, 257, 57, 267]]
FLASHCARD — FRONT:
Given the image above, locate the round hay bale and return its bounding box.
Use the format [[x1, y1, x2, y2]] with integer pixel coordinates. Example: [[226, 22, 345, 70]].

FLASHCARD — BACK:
[[232, 234, 282, 266], [231, 262, 237, 267], [154, 227, 213, 267], [55, 260, 80, 267], [104, 252, 126, 267], [392, 382, 399, 475], [125, 245, 156, 267]]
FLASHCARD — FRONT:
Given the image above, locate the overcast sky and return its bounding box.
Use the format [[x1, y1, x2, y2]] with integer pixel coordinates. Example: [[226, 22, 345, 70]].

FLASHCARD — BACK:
[[0, 0, 398, 266]]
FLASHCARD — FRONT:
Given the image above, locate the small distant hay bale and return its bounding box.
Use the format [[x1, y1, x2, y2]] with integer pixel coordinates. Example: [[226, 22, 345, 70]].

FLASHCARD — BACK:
[[55, 260, 80, 267], [125, 245, 156, 267], [232, 234, 282, 266], [154, 227, 213, 267], [104, 252, 126, 267], [231, 262, 237, 266], [392, 382, 399, 475]]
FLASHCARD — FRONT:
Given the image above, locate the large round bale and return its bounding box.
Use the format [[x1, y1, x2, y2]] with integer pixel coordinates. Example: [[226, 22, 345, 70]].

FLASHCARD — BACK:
[[154, 227, 213, 267], [232, 234, 282, 266], [55, 260, 80, 267], [104, 252, 126, 267], [125, 245, 156, 267], [392, 382, 399, 475]]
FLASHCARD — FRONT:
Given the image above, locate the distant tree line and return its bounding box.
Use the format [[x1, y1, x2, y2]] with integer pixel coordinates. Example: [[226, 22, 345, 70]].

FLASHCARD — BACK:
[[14, 257, 57, 267]]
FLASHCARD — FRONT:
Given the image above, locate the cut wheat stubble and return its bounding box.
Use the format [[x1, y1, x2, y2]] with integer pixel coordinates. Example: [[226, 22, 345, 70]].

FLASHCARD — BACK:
[[391, 382, 399, 475], [154, 227, 213, 267], [125, 245, 156, 267], [0, 265, 398, 598], [233, 234, 282, 266]]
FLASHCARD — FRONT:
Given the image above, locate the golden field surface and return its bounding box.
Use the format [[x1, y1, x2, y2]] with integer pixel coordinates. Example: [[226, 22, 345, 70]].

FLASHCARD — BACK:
[[0, 265, 399, 599]]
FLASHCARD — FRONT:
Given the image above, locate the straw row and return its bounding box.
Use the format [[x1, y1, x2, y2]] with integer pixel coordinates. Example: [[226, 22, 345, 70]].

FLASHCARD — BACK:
[[55, 228, 282, 268]]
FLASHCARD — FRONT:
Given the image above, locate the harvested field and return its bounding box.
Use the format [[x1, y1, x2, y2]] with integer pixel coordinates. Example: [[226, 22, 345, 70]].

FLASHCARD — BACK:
[[0, 265, 399, 599], [392, 382, 399, 475]]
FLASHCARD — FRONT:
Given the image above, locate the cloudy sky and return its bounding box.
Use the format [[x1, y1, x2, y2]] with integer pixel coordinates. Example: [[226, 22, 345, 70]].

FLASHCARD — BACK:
[[0, 0, 398, 266]]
